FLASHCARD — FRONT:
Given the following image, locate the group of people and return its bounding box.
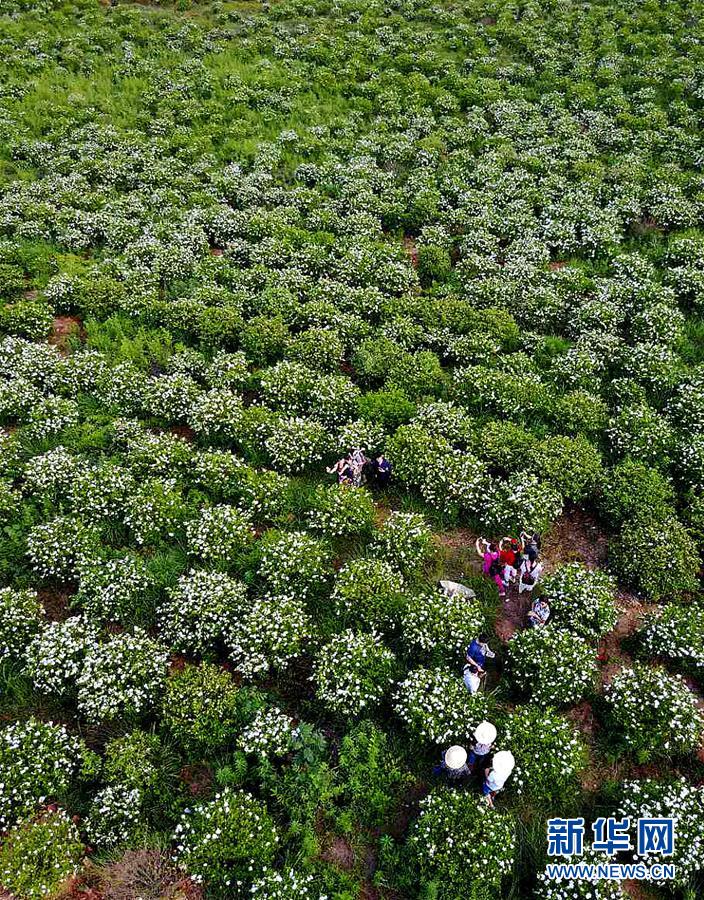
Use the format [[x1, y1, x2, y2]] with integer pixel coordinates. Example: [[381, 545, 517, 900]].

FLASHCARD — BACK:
[[435, 721, 515, 807], [326, 448, 392, 488], [476, 530, 544, 600]]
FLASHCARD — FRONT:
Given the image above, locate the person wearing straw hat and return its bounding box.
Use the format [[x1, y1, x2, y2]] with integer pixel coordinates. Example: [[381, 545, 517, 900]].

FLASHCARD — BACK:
[[482, 750, 515, 807], [468, 721, 497, 772], [434, 745, 470, 783]]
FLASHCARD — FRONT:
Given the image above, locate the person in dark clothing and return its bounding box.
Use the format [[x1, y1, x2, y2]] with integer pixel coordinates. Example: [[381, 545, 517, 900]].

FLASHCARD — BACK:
[[374, 454, 392, 487], [465, 633, 496, 676]]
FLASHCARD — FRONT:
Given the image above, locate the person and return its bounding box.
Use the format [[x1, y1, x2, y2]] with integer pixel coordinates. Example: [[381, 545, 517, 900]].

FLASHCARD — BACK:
[[463, 663, 482, 694], [499, 537, 521, 591], [518, 555, 543, 594], [433, 745, 470, 782], [520, 530, 542, 563], [482, 750, 515, 807], [374, 454, 392, 488], [527, 596, 550, 627], [326, 458, 347, 482], [476, 538, 505, 598], [468, 721, 497, 772], [349, 447, 369, 487], [465, 634, 495, 676]]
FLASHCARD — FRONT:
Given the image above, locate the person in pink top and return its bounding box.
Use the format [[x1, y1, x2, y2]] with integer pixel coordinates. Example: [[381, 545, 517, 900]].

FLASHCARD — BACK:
[[476, 537, 505, 598]]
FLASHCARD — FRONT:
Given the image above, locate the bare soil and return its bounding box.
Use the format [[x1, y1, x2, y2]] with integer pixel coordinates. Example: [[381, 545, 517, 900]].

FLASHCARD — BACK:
[[49, 316, 85, 354], [179, 764, 214, 799]]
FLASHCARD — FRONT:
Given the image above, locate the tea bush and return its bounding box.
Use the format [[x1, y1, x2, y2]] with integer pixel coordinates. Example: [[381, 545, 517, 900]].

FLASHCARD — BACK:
[[506, 628, 597, 707]]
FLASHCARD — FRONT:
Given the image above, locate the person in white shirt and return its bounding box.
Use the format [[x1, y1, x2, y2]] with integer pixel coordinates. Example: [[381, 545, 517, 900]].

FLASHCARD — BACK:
[[482, 750, 515, 807]]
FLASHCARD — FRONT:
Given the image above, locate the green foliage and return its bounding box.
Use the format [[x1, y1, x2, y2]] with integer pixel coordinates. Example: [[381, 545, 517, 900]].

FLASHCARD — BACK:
[[541, 563, 618, 641], [637, 600, 704, 680], [598, 459, 677, 528], [604, 664, 704, 761], [162, 663, 261, 757], [356, 389, 416, 430], [337, 721, 412, 828], [527, 435, 602, 503], [506, 628, 597, 707], [501, 706, 587, 809], [417, 245, 452, 287], [409, 790, 516, 900], [0, 809, 84, 900], [173, 788, 278, 896], [332, 558, 406, 631], [610, 515, 699, 600]]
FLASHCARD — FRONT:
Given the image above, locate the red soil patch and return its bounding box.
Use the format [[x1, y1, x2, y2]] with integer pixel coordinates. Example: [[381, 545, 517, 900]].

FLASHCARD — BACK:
[[549, 260, 569, 271], [599, 595, 653, 688], [402, 236, 418, 268], [541, 505, 609, 573], [49, 316, 85, 354], [209, 247, 224, 256], [320, 835, 356, 871], [39, 587, 75, 622], [179, 764, 214, 799], [387, 780, 429, 840]]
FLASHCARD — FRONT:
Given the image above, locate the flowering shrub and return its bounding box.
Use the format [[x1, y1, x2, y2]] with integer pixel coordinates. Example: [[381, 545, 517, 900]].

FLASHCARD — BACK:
[[597, 460, 676, 527], [104, 730, 173, 803], [0, 586, 43, 666], [173, 788, 279, 892], [186, 505, 255, 570], [162, 663, 260, 755], [610, 516, 699, 600], [75, 552, 152, 624], [25, 617, 96, 697], [604, 664, 704, 760], [637, 600, 704, 678], [67, 462, 135, 523], [501, 706, 587, 808], [409, 790, 515, 899], [264, 415, 331, 473], [84, 784, 144, 850], [159, 570, 247, 657], [258, 530, 332, 603], [540, 563, 618, 640], [313, 630, 397, 717], [526, 435, 602, 503], [617, 778, 704, 885], [306, 483, 376, 538], [419, 449, 489, 519], [371, 511, 434, 577], [124, 478, 190, 546], [402, 590, 486, 663], [332, 558, 405, 631], [0, 718, 98, 830], [250, 868, 319, 899], [393, 666, 491, 745], [0, 809, 84, 900], [77, 629, 169, 723], [26, 516, 98, 580], [237, 706, 295, 759], [229, 593, 312, 678], [190, 388, 244, 443], [482, 472, 563, 535], [506, 628, 597, 707]]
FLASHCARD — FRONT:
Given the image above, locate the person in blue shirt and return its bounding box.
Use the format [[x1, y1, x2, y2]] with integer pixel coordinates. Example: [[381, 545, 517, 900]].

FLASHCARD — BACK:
[[465, 633, 496, 676]]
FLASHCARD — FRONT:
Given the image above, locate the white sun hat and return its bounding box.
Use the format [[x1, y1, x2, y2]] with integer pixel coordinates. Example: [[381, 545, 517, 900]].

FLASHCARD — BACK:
[[492, 750, 515, 778], [474, 721, 497, 745], [444, 745, 468, 770]]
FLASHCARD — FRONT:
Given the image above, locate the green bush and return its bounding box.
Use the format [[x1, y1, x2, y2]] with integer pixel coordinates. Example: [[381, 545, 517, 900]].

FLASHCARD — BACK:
[[417, 245, 452, 286], [332, 558, 406, 631], [527, 435, 603, 502], [506, 628, 597, 707], [409, 789, 515, 900], [356, 389, 416, 430], [501, 706, 587, 809], [604, 664, 704, 760], [598, 459, 676, 527], [372, 511, 435, 578], [540, 563, 618, 641], [0, 586, 43, 667], [637, 600, 704, 679], [0, 809, 84, 900], [610, 516, 699, 600], [162, 663, 261, 756], [241, 316, 289, 365], [306, 484, 376, 539], [338, 721, 412, 828], [173, 788, 278, 896], [104, 730, 177, 806], [313, 630, 397, 717]]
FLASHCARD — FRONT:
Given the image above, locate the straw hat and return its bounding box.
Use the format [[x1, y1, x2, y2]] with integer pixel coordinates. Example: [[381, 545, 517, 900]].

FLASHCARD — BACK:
[[474, 721, 497, 745], [492, 750, 515, 777], [444, 745, 467, 770]]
